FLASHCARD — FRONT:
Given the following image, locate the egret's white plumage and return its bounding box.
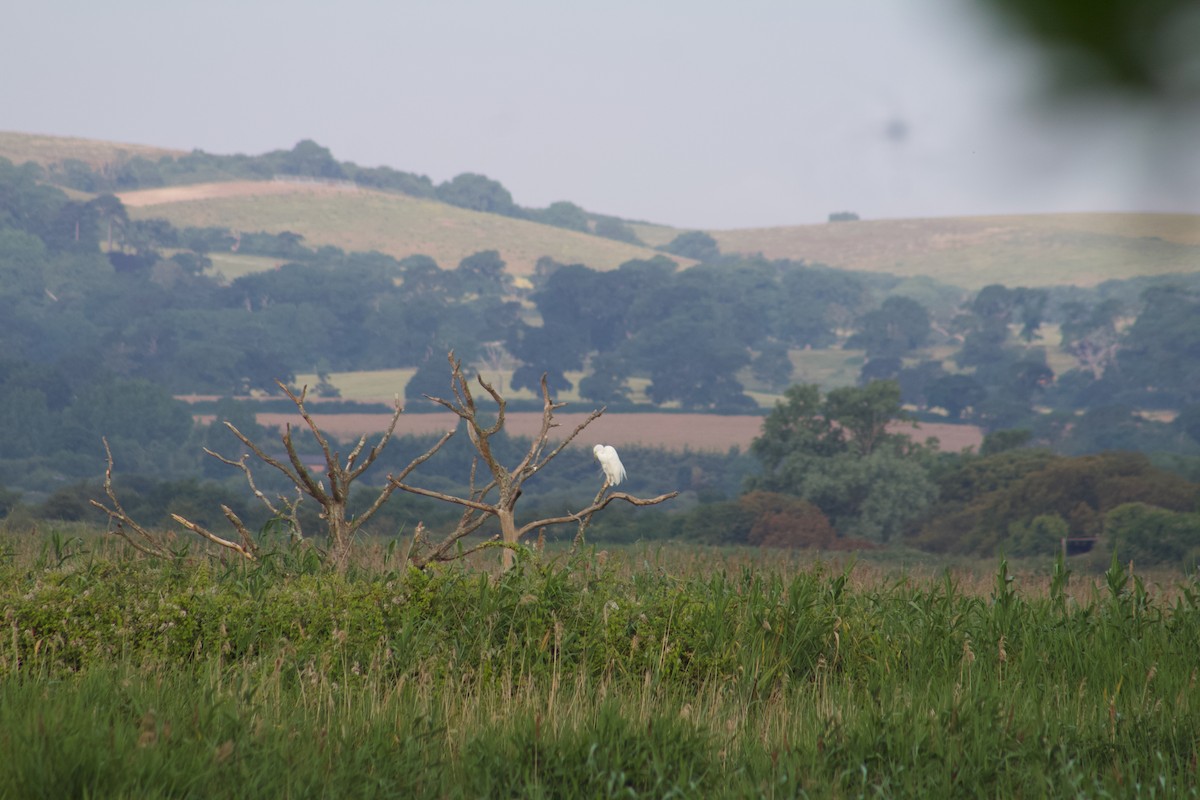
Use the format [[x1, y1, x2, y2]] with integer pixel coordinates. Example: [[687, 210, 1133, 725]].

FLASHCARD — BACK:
[[593, 444, 626, 487]]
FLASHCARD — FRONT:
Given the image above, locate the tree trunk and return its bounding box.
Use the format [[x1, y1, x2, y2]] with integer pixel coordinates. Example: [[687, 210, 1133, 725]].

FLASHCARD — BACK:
[[498, 507, 518, 570], [328, 504, 352, 569]]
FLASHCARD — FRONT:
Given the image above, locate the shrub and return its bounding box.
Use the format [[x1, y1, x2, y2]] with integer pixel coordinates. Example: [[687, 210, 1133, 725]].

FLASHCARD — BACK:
[[1104, 502, 1200, 566], [741, 491, 836, 549]]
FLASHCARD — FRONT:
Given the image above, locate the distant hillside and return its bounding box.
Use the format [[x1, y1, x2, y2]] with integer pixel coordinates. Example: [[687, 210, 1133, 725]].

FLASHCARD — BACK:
[[0, 130, 183, 169], [118, 180, 687, 276], [712, 213, 1200, 290], [5, 131, 1198, 289]]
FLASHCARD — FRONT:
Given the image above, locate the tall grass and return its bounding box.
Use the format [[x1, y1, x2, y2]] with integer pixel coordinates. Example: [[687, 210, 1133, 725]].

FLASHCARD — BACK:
[[1, 533, 1197, 797]]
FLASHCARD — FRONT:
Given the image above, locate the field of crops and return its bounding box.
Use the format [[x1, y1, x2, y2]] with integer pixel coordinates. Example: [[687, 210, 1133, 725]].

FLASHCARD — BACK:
[[2, 531, 1197, 798]]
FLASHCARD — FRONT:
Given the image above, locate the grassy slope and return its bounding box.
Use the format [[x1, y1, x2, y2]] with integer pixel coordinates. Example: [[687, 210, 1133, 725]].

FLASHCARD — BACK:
[[713, 213, 1200, 290], [0, 130, 183, 168], [121, 181, 690, 276]]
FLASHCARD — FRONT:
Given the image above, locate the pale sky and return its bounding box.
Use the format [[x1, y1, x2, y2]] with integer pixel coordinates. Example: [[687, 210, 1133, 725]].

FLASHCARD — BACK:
[[3, 1, 1197, 230]]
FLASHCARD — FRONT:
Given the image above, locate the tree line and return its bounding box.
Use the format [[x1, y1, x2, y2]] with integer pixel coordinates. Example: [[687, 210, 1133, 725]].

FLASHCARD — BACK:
[[3, 153, 1200, 562]]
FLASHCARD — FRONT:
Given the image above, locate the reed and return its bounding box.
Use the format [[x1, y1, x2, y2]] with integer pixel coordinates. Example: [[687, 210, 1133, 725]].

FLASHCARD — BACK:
[[1, 532, 1197, 797]]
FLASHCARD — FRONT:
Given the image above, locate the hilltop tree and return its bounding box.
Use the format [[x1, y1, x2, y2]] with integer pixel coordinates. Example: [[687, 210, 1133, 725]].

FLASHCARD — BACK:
[[593, 216, 642, 244], [662, 231, 720, 261], [531, 201, 590, 232], [277, 140, 345, 179], [436, 173, 519, 216]]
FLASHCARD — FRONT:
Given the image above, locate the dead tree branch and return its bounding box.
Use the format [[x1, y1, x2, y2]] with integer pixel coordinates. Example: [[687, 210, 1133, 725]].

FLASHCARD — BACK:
[[392, 351, 676, 569], [89, 438, 172, 559], [92, 387, 454, 568], [196, 384, 453, 567]]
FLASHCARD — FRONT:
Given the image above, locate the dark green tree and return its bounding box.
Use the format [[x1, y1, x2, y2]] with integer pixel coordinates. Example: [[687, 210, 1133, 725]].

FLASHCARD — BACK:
[[277, 140, 345, 179], [530, 201, 589, 232], [1115, 286, 1200, 405], [455, 250, 512, 298], [823, 381, 915, 457], [593, 216, 642, 244], [1059, 298, 1121, 379], [578, 352, 631, 404], [626, 303, 754, 410], [846, 295, 932, 359], [750, 381, 936, 542], [436, 173, 519, 216], [662, 231, 720, 261], [750, 340, 794, 391]]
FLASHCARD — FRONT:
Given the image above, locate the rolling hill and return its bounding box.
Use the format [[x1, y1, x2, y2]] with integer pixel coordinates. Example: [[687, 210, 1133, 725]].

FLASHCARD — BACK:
[[712, 213, 1200, 290], [116, 179, 689, 277], [0, 130, 184, 169], [4, 130, 1198, 289]]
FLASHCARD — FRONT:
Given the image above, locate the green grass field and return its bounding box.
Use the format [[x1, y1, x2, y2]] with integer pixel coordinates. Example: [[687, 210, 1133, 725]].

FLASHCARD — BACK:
[[2, 530, 1197, 798]]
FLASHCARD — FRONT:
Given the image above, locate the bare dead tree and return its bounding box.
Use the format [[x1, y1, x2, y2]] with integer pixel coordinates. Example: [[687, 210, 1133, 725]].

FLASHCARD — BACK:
[[91, 382, 455, 568], [391, 352, 677, 569], [211, 381, 454, 567]]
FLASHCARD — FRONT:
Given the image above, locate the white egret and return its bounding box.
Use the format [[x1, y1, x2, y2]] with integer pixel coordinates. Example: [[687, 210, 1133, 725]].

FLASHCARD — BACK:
[[592, 444, 626, 487]]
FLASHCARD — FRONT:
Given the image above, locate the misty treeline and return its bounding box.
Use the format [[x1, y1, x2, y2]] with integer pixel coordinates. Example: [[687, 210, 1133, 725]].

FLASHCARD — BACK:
[[5, 152, 1200, 419], [3, 154, 1200, 561]]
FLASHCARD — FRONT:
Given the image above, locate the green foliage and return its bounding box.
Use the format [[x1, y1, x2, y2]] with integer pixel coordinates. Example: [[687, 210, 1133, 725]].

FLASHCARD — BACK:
[[750, 340, 794, 390], [801, 450, 938, 542], [463, 705, 714, 798], [980, 427, 1033, 456], [751, 381, 936, 542], [926, 373, 987, 420], [1006, 513, 1069, 557], [1104, 503, 1200, 567], [592, 215, 643, 244], [846, 295, 932, 359], [917, 450, 1200, 557], [527, 200, 590, 232], [435, 172, 520, 216], [978, 0, 1199, 99], [661, 230, 720, 261], [2, 544, 1200, 797], [739, 491, 837, 548], [1116, 286, 1200, 406]]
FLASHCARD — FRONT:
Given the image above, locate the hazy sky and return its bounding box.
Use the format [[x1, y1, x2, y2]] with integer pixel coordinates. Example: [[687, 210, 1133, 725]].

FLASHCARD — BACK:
[[4, 1, 1197, 229]]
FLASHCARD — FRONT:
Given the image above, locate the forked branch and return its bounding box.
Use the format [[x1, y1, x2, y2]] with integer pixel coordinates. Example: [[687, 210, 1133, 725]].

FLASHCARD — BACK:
[[392, 351, 676, 569]]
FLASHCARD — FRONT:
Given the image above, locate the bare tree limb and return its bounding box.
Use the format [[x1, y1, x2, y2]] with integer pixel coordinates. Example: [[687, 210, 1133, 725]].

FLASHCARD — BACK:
[[169, 513, 257, 561], [88, 438, 170, 559], [521, 491, 679, 540], [395, 351, 677, 570]]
